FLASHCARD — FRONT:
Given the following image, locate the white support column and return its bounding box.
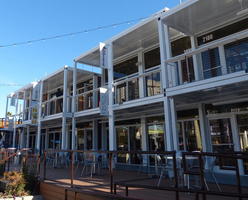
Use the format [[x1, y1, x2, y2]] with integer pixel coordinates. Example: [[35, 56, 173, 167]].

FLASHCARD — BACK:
[[5, 97, 9, 128], [13, 93, 19, 148], [107, 43, 116, 151], [138, 51, 145, 98], [71, 62, 77, 150], [198, 104, 210, 152], [190, 36, 201, 81], [93, 120, 98, 150], [218, 45, 228, 75], [26, 126, 30, 148], [36, 81, 43, 152], [158, 19, 178, 151], [61, 67, 68, 150]]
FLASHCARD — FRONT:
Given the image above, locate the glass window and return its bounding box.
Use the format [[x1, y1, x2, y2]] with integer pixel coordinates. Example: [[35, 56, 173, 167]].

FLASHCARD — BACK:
[[54, 132, 61, 150], [117, 127, 129, 163], [48, 134, 53, 149], [237, 114, 248, 174], [148, 123, 165, 151], [114, 57, 138, 80], [129, 126, 142, 164], [171, 37, 191, 57], [225, 38, 248, 74], [177, 120, 202, 152], [144, 48, 161, 70], [209, 118, 234, 167], [180, 57, 195, 83], [116, 83, 126, 104], [77, 129, 84, 150], [128, 78, 139, 101], [201, 48, 221, 79], [145, 72, 161, 97], [86, 129, 93, 150]]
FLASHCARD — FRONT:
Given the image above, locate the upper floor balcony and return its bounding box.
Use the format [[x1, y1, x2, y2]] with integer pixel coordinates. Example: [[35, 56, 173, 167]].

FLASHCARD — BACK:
[[161, 0, 248, 96], [41, 67, 73, 120], [75, 12, 167, 110]]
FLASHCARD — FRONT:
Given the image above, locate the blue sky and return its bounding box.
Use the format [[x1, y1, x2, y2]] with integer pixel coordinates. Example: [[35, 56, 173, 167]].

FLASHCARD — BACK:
[[0, 0, 180, 117]]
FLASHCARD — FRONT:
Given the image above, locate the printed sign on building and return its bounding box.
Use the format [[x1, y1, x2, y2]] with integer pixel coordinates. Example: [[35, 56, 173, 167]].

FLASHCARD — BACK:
[[99, 42, 108, 69], [100, 86, 109, 116]]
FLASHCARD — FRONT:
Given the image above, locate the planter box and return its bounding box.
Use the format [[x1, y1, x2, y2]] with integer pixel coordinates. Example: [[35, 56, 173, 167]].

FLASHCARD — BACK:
[[0, 195, 43, 200]]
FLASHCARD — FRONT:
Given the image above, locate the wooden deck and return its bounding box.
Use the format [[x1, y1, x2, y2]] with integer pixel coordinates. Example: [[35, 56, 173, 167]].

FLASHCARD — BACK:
[[41, 166, 248, 200]]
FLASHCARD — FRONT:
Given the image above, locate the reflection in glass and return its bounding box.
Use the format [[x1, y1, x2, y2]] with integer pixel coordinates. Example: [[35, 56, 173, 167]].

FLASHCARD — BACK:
[[148, 124, 165, 151], [128, 79, 139, 101], [114, 57, 138, 80], [237, 114, 248, 174], [225, 38, 248, 74], [86, 129, 93, 150], [145, 72, 161, 97], [177, 120, 202, 151], [181, 57, 195, 83], [129, 126, 142, 164], [77, 129, 84, 150], [209, 118, 234, 167], [144, 48, 161, 70], [201, 48, 221, 79], [117, 127, 129, 163], [116, 83, 126, 104]]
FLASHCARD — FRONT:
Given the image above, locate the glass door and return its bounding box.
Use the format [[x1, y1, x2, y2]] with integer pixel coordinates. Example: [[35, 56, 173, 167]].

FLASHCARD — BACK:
[[237, 114, 248, 174], [209, 118, 235, 168], [177, 120, 202, 152]]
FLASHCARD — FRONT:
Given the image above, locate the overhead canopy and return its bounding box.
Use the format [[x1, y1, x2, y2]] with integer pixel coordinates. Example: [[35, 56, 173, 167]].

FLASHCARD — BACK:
[[75, 8, 183, 67], [162, 0, 248, 35]]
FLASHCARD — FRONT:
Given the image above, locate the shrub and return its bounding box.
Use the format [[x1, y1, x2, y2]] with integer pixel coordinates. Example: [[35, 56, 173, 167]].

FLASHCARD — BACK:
[[1, 171, 27, 197]]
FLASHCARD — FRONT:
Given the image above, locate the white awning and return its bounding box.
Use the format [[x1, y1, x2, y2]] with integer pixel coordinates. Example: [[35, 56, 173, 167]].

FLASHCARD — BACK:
[[162, 0, 248, 35]]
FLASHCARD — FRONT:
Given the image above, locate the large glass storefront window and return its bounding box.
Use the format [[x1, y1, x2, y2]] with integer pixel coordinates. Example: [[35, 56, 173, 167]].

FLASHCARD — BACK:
[[48, 132, 61, 150], [177, 109, 202, 151], [225, 38, 248, 74], [145, 72, 161, 97], [201, 48, 221, 79], [177, 120, 202, 152], [147, 116, 165, 151], [117, 127, 129, 164], [129, 126, 142, 164], [76, 129, 93, 150], [116, 125, 142, 164], [77, 129, 84, 150], [209, 118, 234, 167]]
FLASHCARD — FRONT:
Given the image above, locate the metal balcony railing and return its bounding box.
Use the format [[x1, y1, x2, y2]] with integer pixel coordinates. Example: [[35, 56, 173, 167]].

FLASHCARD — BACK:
[[76, 88, 100, 112], [113, 67, 162, 104]]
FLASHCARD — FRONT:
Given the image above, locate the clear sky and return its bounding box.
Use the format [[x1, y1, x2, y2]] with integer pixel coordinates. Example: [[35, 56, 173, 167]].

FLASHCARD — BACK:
[[0, 0, 181, 117]]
